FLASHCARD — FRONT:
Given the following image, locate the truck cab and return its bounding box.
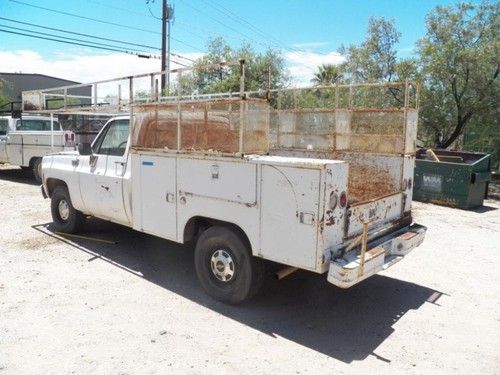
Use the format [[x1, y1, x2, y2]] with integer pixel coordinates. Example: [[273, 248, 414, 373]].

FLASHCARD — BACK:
[[0, 114, 72, 181]]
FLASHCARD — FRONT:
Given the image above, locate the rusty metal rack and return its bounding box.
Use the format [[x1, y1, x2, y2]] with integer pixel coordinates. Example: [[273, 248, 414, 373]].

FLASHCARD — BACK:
[[21, 61, 419, 157]]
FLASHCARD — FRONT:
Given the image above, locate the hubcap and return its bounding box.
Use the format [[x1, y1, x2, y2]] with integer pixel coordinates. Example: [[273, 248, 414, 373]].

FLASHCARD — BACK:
[[210, 249, 235, 282], [58, 199, 70, 221]]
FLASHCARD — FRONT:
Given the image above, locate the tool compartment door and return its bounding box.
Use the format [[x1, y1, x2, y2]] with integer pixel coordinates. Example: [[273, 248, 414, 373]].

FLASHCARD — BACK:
[[132, 154, 177, 241], [259, 165, 321, 270]]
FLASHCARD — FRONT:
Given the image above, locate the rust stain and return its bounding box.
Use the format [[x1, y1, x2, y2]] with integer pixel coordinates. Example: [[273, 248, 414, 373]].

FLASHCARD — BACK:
[[399, 232, 417, 240], [133, 99, 269, 154], [346, 163, 398, 204]]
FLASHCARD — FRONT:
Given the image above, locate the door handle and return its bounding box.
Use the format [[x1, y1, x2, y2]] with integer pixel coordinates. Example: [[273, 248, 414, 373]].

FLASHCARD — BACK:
[[72, 159, 79, 167]]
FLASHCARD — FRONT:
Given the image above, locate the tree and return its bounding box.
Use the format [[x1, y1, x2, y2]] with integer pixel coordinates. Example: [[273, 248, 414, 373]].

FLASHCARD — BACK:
[[417, 2, 499, 148], [311, 64, 344, 85], [177, 37, 289, 95], [339, 18, 403, 83], [336, 17, 418, 107]]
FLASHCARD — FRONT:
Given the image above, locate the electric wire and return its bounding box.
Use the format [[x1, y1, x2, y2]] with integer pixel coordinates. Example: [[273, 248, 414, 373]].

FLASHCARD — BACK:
[[7, 0, 205, 52], [0, 16, 161, 50], [0, 24, 156, 54]]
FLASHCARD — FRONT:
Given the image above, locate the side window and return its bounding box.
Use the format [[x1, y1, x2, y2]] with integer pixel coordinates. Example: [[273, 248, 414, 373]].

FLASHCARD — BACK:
[[0, 119, 8, 135], [94, 120, 129, 156], [16, 119, 61, 131]]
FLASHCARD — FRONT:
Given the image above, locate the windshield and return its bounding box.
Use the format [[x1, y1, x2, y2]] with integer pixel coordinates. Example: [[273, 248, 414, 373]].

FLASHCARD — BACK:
[[16, 119, 62, 131]]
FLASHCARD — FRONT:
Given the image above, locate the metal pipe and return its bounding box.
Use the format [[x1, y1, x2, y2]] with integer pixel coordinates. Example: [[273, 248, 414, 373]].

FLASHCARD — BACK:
[[50, 112, 54, 152], [275, 266, 299, 280], [358, 221, 369, 277]]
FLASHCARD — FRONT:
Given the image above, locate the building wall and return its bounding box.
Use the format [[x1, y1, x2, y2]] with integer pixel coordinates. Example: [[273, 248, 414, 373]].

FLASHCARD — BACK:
[[0, 72, 91, 103]]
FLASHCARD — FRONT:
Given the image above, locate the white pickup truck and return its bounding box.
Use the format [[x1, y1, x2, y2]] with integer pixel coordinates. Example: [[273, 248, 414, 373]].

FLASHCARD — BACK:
[[0, 115, 74, 181], [40, 87, 426, 303]]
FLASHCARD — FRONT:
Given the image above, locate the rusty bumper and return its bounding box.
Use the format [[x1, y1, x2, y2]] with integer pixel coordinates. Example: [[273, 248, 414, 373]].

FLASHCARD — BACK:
[[327, 223, 426, 288]]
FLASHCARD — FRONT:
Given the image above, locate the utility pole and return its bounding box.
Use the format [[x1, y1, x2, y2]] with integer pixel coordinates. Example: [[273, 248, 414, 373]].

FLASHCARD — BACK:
[[161, 0, 174, 94]]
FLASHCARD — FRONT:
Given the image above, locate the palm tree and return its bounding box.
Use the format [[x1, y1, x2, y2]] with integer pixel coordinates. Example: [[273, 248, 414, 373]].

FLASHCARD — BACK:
[[311, 64, 343, 86]]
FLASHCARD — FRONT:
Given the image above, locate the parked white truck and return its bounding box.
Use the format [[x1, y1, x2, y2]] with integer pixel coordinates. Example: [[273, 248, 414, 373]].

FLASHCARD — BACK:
[[28, 66, 426, 303], [0, 114, 74, 181]]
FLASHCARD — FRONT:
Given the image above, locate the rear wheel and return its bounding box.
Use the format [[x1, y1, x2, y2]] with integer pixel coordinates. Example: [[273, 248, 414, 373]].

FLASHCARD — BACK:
[[194, 226, 265, 304], [50, 186, 85, 233], [32, 158, 42, 183]]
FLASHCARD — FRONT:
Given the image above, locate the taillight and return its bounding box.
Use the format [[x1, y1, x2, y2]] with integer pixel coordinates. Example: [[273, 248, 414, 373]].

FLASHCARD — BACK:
[[408, 177, 412, 190], [339, 191, 347, 208]]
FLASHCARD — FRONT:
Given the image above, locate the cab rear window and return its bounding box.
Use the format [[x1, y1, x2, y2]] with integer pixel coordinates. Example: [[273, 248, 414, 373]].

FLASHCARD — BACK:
[[16, 119, 62, 131], [0, 119, 8, 135]]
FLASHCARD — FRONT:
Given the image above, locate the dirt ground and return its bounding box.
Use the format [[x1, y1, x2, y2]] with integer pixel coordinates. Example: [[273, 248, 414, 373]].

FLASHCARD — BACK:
[[0, 164, 499, 374]]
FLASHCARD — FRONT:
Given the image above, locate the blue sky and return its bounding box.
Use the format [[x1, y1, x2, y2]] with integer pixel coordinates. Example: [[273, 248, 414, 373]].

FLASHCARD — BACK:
[[0, 0, 478, 84]]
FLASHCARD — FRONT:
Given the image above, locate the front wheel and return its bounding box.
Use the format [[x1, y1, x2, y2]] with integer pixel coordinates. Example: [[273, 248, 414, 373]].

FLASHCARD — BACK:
[[194, 226, 265, 304], [50, 186, 85, 233]]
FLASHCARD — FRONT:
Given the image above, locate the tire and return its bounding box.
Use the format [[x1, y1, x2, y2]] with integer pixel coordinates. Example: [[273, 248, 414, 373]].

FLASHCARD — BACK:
[[50, 186, 85, 233], [194, 226, 265, 304], [32, 158, 42, 183]]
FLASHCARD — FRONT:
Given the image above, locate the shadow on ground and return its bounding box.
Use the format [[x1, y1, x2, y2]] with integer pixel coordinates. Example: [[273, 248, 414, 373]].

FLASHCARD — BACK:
[[0, 167, 38, 186], [472, 204, 498, 213], [33, 219, 444, 364]]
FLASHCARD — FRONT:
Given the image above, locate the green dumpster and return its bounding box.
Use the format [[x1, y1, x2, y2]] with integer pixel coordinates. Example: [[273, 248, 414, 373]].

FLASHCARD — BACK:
[[413, 149, 491, 209]]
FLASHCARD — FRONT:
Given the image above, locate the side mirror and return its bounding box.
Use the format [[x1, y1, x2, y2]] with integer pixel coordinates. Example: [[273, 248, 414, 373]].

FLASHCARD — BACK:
[[78, 142, 92, 155]]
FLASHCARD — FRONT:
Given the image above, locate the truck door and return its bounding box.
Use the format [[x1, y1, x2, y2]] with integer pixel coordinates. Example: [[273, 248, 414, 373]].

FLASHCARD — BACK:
[[77, 119, 129, 224], [0, 118, 8, 163]]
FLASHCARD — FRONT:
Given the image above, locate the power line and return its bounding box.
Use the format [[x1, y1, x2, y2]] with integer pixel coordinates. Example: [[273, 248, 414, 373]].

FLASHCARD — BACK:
[[199, 0, 281, 48], [170, 52, 196, 63], [0, 28, 160, 58], [178, 0, 319, 75], [7, 0, 205, 52], [1, 27, 193, 68], [0, 23, 157, 54], [180, 0, 273, 50], [0, 16, 161, 51], [1, 16, 199, 65], [85, 0, 154, 19], [8, 0, 159, 35]]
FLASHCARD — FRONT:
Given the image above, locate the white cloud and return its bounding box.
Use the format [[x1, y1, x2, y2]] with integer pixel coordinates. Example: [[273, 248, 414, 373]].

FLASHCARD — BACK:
[[290, 42, 329, 49], [0, 48, 344, 91], [285, 51, 345, 86], [0, 49, 202, 83]]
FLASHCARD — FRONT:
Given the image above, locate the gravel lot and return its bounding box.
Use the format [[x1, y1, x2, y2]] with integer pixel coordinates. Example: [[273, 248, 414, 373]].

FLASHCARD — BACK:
[[1, 164, 499, 374]]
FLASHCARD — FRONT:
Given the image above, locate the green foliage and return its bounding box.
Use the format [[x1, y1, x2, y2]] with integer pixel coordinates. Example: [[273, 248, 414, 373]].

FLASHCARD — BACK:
[[417, 1, 499, 148], [334, 5, 498, 152], [311, 64, 344, 86], [339, 18, 403, 82], [177, 37, 289, 95]]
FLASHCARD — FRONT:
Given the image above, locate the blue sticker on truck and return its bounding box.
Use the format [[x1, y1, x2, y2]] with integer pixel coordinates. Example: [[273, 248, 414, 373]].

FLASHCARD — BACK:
[[142, 161, 154, 166]]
